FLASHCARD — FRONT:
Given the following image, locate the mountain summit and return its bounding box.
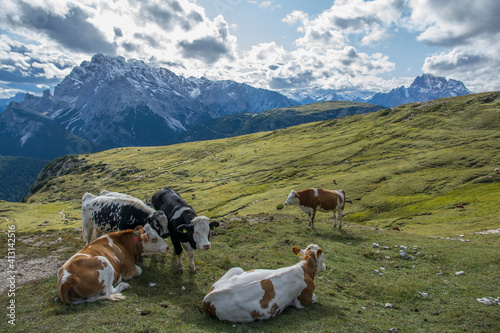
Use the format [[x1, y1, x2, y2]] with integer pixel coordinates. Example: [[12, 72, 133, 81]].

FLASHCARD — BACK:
[[0, 54, 297, 157], [368, 74, 472, 108]]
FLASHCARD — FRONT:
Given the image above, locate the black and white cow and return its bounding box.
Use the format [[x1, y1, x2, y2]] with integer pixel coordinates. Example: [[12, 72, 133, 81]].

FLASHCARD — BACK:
[[82, 192, 169, 245], [152, 187, 220, 274]]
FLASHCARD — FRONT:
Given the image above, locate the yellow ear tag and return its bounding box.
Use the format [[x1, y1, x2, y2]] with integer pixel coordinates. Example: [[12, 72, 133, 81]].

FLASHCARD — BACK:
[[183, 229, 187, 233]]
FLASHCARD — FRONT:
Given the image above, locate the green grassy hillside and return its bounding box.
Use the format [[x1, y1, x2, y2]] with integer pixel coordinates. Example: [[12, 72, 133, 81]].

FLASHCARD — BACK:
[[18, 91, 500, 235]]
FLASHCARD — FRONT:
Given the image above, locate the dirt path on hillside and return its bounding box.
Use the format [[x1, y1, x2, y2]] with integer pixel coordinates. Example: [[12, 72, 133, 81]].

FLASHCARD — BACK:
[[0, 256, 65, 294]]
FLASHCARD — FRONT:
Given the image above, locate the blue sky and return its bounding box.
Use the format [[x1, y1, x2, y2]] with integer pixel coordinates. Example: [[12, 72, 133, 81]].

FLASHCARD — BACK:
[[1, 0, 499, 98]]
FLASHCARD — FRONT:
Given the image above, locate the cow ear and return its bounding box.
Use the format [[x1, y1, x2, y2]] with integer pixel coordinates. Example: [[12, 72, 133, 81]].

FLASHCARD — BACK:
[[134, 225, 144, 231], [177, 224, 194, 234], [209, 221, 220, 230], [316, 249, 323, 257], [292, 246, 302, 256]]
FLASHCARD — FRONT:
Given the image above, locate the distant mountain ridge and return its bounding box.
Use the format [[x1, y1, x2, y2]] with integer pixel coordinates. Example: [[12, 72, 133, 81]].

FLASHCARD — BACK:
[[0, 54, 297, 158], [177, 101, 384, 142], [285, 74, 472, 107], [367, 74, 472, 107]]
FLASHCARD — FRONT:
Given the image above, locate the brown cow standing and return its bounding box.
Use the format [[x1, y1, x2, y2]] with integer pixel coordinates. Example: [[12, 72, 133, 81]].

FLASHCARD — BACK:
[[284, 188, 345, 229]]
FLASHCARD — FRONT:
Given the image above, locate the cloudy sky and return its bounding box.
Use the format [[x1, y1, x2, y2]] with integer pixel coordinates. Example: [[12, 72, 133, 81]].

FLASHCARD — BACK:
[[1, 0, 499, 99]]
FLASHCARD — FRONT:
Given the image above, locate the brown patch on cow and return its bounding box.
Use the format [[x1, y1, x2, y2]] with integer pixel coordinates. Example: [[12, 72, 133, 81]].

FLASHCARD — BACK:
[[248, 269, 256, 272], [296, 250, 318, 307], [141, 233, 149, 243], [207, 286, 215, 293], [202, 301, 217, 318], [259, 279, 276, 309], [269, 303, 280, 318], [251, 310, 264, 318]]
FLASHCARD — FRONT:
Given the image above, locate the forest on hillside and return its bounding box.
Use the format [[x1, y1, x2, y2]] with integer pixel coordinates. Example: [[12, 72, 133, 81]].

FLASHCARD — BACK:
[[0, 155, 48, 202]]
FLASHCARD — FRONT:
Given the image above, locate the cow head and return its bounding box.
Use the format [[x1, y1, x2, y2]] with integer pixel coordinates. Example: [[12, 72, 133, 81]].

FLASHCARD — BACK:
[[284, 190, 299, 207], [137, 224, 169, 255], [147, 210, 169, 238], [177, 216, 220, 250], [292, 244, 326, 273]]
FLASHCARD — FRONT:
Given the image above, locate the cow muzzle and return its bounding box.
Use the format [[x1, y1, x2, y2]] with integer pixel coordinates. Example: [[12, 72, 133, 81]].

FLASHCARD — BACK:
[[202, 244, 211, 250]]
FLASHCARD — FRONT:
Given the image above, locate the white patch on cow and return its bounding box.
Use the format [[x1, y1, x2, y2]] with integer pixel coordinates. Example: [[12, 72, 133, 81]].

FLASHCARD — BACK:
[[299, 205, 315, 216], [172, 206, 192, 221], [335, 190, 344, 202], [96, 256, 113, 286], [67, 253, 90, 262], [312, 188, 319, 197], [60, 269, 72, 285], [284, 190, 298, 206], [105, 235, 115, 248], [140, 224, 169, 255], [191, 216, 211, 249]]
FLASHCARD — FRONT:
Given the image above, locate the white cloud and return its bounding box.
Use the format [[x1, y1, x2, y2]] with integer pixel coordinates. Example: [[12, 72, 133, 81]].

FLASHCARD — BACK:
[[408, 0, 500, 92], [258, 1, 280, 11], [1, 0, 499, 97], [0, 0, 239, 88], [284, 0, 405, 49]]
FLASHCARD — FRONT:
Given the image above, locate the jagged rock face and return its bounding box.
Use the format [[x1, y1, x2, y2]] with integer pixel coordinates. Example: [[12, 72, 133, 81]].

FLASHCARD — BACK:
[[284, 74, 472, 108], [368, 74, 472, 108], [1, 54, 297, 157]]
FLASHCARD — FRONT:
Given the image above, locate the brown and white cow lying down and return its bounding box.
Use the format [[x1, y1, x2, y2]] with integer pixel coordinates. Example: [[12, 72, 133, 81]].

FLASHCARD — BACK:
[[285, 188, 346, 229], [57, 225, 168, 305], [202, 244, 325, 323]]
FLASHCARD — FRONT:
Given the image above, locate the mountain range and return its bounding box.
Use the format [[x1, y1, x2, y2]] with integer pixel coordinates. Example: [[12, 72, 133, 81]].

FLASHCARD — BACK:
[[0, 55, 474, 202], [177, 101, 384, 142], [284, 74, 472, 107], [367, 74, 473, 107], [0, 54, 297, 159]]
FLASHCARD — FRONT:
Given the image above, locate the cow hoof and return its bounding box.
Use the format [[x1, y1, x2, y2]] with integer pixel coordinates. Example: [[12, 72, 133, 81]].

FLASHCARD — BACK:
[[189, 269, 197, 274], [177, 269, 184, 274]]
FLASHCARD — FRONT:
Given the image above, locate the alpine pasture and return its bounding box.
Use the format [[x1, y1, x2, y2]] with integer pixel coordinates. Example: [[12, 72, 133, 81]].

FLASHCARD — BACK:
[[1, 92, 499, 332]]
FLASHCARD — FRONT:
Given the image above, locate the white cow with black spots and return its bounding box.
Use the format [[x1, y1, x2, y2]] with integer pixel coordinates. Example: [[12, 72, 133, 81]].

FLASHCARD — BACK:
[[81, 192, 169, 244]]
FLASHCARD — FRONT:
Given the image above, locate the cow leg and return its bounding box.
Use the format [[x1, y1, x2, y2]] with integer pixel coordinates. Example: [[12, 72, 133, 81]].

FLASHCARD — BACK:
[[122, 265, 142, 281], [308, 209, 316, 229], [176, 254, 184, 274], [182, 242, 197, 274], [338, 208, 343, 229], [82, 219, 93, 245], [333, 210, 337, 228], [93, 228, 102, 241]]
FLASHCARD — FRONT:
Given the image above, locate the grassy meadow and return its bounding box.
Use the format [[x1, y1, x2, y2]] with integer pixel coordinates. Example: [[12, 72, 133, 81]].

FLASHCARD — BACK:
[[1, 92, 499, 332]]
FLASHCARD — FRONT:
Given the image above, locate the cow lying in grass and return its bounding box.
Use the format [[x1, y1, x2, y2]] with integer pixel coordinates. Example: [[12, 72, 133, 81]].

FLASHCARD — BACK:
[[57, 225, 168, 304], [202, 244, 325, 322]]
